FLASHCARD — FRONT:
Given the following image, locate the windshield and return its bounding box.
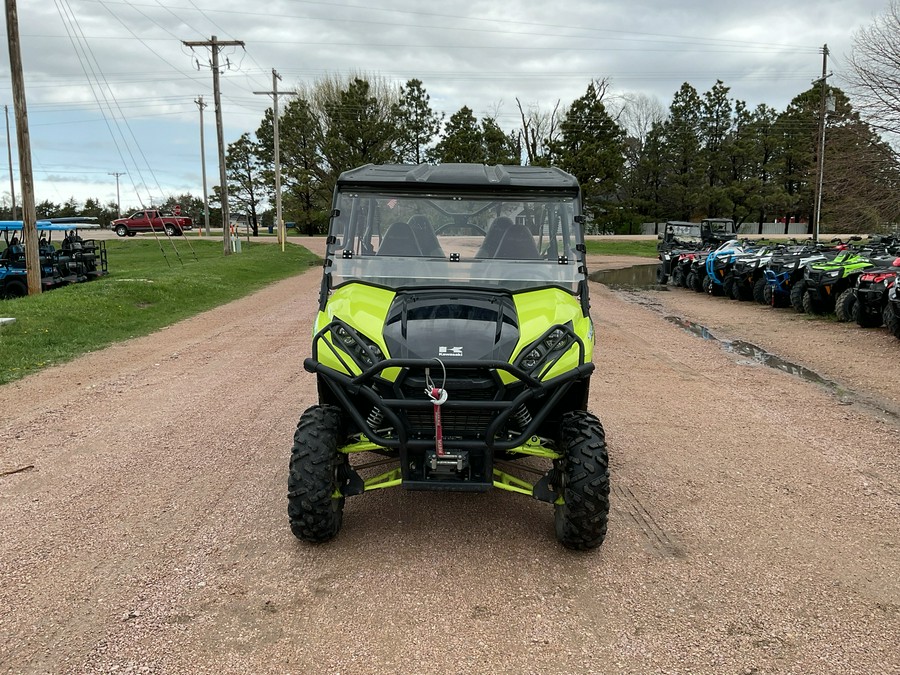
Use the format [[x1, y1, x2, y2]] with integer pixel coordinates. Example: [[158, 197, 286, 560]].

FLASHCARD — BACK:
[[327, 190, 585, 293]]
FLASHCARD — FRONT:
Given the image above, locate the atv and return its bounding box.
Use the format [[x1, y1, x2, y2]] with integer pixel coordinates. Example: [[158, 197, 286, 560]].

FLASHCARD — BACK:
[[728, 244, 783, 303], [290, 163, 609, 550], [762, 240, 835, 312], [704, 239, 756, 296], [803, 236, 899, 318], [853, 258, 900, 328], [887, 278, 900, 340]]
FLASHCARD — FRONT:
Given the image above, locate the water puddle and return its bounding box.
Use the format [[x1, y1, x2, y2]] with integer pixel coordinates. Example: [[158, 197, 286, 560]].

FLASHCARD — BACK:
[[665, 316, 839, 388], [590, 264, 662, 289]]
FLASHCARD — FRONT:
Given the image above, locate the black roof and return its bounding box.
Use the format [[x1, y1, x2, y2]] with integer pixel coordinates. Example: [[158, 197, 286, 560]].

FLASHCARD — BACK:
[[336, 163, 580, 192]]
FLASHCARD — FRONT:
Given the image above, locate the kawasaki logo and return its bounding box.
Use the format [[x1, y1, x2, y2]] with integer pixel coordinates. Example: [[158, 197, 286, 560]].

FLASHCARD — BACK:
[[439, 346, 463, 357]]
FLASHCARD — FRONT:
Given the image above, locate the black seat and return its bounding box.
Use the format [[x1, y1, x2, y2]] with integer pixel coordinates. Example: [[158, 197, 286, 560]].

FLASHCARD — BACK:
[[408, 215, 444, 257], [378, 221, 422, 256], [493, 223, 540, 259], [475, 217, 514, 258]]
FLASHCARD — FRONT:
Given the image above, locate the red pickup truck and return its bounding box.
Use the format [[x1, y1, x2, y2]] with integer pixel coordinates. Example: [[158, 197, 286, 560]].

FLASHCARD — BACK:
[[111, 210, 193, 237]]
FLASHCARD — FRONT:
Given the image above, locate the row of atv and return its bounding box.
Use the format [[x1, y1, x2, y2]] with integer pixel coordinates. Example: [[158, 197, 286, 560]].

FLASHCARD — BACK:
[[1, 225, 108, 299], [656, 234, 900, 340]]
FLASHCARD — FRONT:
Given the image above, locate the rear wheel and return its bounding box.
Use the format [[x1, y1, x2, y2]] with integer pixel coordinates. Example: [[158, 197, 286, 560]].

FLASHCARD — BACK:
[[835, 288, 856, 322], [554, 411, 610, 550], [288, 405, 348, 543], [790, 280, 808, 313]]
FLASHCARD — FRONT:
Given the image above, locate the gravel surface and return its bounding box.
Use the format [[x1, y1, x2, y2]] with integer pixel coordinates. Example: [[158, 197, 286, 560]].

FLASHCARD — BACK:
[[1, 246, 898, 674]]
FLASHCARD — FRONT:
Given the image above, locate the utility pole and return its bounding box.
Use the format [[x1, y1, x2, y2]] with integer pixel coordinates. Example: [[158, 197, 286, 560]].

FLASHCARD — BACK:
[[254, 69, 284, 251], [4, 104, 15, 221], [813, 44, 830, 243], [195, 95, 211, 236], [108, 171, 125, 218], [182, 35, 244, 255], [5, 0, 40, 295]]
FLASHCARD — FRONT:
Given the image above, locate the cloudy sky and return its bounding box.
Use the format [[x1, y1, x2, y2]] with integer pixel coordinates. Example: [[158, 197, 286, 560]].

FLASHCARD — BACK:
[[0, 0, 892, 213]]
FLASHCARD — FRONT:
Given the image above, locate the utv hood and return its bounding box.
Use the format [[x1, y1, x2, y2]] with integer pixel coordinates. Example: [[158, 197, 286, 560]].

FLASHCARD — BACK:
[[382, 291, 519, 362]]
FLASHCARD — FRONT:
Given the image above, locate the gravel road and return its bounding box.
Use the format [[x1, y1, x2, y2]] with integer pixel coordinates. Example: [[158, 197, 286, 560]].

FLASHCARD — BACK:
[[1, 245, 898, 674]]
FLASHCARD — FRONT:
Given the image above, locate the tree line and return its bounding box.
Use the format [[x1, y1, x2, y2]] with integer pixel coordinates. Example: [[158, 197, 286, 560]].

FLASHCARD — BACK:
[[213, 73, 898, 235], [10, 26, 900, 237]]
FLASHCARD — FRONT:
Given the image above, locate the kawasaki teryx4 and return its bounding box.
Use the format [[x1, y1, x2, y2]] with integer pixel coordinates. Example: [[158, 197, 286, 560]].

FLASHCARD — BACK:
[[290, 164, 609, 550]]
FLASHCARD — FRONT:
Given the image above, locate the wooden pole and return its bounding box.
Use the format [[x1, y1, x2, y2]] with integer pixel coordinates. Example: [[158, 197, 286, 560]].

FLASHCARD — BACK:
[[183, 36, 244, 255], [5, 0, 40, 294]]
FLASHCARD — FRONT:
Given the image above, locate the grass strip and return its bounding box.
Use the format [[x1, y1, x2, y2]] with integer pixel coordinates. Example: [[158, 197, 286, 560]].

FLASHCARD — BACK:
[[0, 239, 318, 385]]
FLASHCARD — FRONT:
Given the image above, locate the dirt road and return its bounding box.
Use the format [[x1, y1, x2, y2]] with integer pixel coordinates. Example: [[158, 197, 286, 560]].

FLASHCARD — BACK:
[[1, 250, 898, 674]]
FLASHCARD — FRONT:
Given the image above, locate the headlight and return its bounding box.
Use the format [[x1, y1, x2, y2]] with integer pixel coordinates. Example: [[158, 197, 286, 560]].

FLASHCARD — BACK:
[[543, 328, 567, 351], [522, 349, 542, 370], [516, 324, 576, 374], [828, 270, 840, 278], [329, 322, 385, 369]]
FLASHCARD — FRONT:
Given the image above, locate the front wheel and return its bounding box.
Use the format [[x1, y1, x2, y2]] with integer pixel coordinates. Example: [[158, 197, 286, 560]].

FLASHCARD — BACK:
[[835, 288, 856, 322], [164, 224, 176, 237], [288, 405, 348, 543], [553, 411, 610, 550], [115, 225, 128, 237], [886, 302, 900, 339], [656, 265, 668, 285], [753, 277, 768, 305], [790, 280, 808, 313]]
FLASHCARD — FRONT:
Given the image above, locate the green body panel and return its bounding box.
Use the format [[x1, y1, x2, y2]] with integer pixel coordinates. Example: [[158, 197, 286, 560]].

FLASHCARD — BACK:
[[810, 253, 873, 279], [508, 288, 593, 383], [315, 283, 396, 378]]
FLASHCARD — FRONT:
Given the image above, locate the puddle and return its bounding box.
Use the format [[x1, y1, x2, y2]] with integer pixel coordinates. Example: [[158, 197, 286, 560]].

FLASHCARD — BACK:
[[590, 264, 662, 289], [665, 316, 839, 389]]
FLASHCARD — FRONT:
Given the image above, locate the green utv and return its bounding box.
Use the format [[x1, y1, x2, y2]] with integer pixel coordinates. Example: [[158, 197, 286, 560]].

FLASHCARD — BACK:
[[289, 163, 609, 550]]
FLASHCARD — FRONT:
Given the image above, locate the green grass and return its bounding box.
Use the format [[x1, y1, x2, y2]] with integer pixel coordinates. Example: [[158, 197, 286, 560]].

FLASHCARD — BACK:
[[0, 239, 319, 385], [584, 239, 659, 257]]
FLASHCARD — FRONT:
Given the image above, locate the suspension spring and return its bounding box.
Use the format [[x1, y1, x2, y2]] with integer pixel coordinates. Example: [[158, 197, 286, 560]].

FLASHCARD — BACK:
[[512, 404, 532, 431], [366, 406, 384, 429]]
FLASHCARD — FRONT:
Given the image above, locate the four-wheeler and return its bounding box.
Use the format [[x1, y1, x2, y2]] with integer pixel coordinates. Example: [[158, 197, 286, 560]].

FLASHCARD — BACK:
[[727, 244, 780, 302], [289, 163, 609, 550], [887, 281, 900, 340], [853, 259, 900, 328], [704, 239, 754, 296], [803, 237, 899, 319], [762, 241, 833, 312]]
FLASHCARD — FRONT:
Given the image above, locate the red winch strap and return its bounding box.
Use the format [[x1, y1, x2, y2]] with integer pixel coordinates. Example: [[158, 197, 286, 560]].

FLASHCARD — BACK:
[[425, 364, 448, 457], [431, 388, 445, 457]]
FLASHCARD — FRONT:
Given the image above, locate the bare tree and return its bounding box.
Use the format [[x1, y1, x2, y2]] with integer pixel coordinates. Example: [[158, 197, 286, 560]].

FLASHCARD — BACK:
[[614, 92, 666, 148], [515, 97, 563, 166], [846, 2, 900, 135]]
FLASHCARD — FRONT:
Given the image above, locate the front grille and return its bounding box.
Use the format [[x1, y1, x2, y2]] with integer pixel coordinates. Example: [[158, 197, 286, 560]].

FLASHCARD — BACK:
[[806, 270, 826, 284], [403, 408, 497, 438]]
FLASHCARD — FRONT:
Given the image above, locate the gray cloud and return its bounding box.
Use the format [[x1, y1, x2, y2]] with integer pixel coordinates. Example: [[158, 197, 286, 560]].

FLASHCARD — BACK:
[[0, 0, 890, 206]]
